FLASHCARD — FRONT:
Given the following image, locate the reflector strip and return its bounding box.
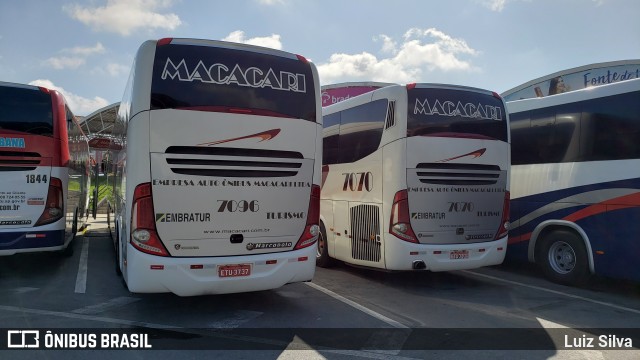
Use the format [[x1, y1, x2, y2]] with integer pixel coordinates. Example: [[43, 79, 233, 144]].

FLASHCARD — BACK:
[[190, 265, 204, 269], [410, 251, 419, 255], [433, 251, 442, 255], [298, 257, 308, 262], [150, 265, 164, 270], [479, 248, 486, 252], [25, 234, 46, 238], [266, 260, 277, 265]]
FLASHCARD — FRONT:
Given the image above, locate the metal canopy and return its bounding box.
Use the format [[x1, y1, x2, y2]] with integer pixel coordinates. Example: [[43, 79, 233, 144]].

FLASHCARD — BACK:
[[79, 102, 120, 149]]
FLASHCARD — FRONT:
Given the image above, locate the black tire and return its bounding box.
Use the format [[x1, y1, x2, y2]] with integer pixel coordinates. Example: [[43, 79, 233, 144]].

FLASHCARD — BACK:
[[59, 210, 78, 257], [115, 229, 122, 276], [107, 207, 113, 238], [60, 239, 75, 257], [316, 222, 335, 268], [537, 229, 589, 285]]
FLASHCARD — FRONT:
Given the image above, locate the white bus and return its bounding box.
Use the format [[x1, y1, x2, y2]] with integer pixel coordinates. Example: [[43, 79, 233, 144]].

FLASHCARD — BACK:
[[317, 83, 510, 271], [506, 78, 640, 285], [110, 38, 322, 296], [0, 81, 90, 256]]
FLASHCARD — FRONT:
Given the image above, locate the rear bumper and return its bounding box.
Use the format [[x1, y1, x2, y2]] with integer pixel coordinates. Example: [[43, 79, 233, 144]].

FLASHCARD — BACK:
[[0, 229, 66, 255], [124, 243, 316, 296], [385, 236, 508, 271]]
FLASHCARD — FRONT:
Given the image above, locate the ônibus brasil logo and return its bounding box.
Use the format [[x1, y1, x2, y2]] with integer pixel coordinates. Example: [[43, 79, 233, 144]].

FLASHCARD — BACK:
[[161, 58, 307, 93]]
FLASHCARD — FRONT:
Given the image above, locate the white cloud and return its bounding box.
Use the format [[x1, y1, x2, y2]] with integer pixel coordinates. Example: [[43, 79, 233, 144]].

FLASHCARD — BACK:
[[481, 0, 507, 12], [28, 79, 109, 116], [43, 42, 106, 70], [317, 28, 479, 84], [257, 0, 286, 5], [222, 30, 283, 50], [374, 35, 397, 54], [43, 57, 86, 70], [64, 0, 182, 36], [67, 42, 106, 56], [105, 63, 129, 77]]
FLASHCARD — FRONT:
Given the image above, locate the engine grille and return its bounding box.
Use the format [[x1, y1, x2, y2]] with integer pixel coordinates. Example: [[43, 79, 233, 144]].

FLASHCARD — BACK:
[[0, 151, 41, 171], [350, 204, 381, 262], [416, 163, 501, 186], [164, 146, 303, 178]]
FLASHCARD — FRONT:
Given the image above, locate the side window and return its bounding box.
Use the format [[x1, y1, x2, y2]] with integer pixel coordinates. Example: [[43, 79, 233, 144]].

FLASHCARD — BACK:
[[509, 112, 532, 165], [581, 92, 640, 161], [511, 107, 579, 165], [531, 108, 579, 164], [337, 99, 387, 164], [322, 113, 340, 165], [65, 106, 76, 170], [66, 107, 75, 136]]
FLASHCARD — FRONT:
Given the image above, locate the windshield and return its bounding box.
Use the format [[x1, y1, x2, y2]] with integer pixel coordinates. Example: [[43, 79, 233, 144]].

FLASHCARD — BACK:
[[0, 86, 53, 137], [150, 43, 317, 122], [407, 87, 507, 142]]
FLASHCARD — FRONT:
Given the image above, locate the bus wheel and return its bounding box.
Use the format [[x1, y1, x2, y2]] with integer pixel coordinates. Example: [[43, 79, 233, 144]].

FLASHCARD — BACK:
[[114, 229, 122, 276], [60, 210, 78, 257], [107, 208, 112, 238], [538, 230, 589, 285], [316, 222, 335, 268]]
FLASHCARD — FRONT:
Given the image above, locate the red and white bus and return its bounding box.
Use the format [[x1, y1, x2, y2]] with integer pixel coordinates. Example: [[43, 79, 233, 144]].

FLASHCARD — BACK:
[[0, 81, 90, 256]]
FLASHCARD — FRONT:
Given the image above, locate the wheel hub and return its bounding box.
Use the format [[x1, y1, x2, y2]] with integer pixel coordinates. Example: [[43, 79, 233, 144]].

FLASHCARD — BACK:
[[549, 241, 576, 274]]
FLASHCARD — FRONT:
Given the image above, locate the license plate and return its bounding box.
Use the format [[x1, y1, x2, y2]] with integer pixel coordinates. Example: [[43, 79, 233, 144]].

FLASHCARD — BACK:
[[450, 250, 469, 260], [218, 264, 251, 278]]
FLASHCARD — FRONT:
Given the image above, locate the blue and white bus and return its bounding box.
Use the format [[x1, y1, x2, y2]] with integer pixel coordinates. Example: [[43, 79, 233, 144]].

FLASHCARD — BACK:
[[506, 78, 640, 285]]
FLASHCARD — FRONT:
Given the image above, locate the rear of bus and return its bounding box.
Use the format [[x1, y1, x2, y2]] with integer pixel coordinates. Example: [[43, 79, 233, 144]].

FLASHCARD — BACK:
[[386, 84, 510, 271], [123, 38, 321, 296], [0, 82, 69, 255]]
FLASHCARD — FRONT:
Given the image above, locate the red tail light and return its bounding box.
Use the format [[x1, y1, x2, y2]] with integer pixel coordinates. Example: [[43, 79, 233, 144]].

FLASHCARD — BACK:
[[35, 177, 64, 226], [389, 190, 418, 243], [494, 191, 510, 240], [294, 185, 320, 250], [130, 183, 169, 256]]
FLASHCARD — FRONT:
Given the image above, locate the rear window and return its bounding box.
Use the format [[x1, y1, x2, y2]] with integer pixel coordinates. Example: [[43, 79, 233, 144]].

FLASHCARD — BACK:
[[407, 88, 507, 142], [150, 43, 317, 122], [0, 86, 53, 137]]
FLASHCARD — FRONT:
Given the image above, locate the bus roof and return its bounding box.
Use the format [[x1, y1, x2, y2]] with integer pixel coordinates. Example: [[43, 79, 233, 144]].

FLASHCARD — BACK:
[[501, 59, 640, 102], [156, 38, 307, 61], [506, 77, 640, 114], [0, 81, 46, 92]]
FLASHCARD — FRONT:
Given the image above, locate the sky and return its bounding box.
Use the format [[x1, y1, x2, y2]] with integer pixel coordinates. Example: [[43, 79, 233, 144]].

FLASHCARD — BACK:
[[0, 0, 639, 116]]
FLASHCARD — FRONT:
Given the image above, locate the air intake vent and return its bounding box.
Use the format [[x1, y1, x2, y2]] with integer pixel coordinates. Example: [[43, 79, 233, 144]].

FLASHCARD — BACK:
[[384, 101, 396, 129], [350, 204, 381, 262], [164, 146, 303, 178], [0, 151, 41, 171], [416, 163, 501, 185]]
